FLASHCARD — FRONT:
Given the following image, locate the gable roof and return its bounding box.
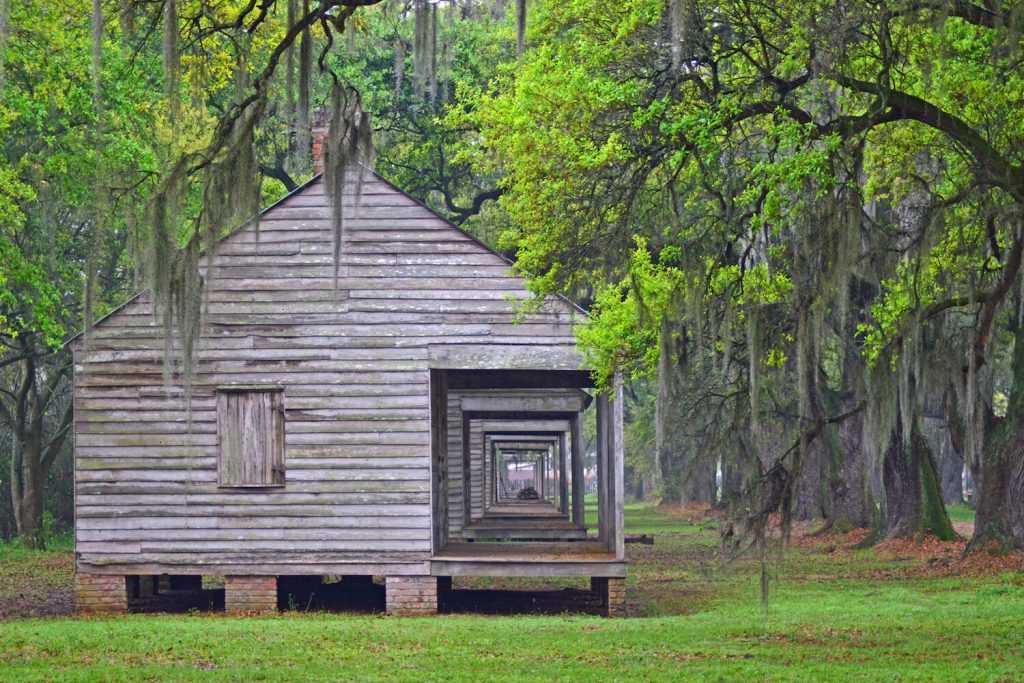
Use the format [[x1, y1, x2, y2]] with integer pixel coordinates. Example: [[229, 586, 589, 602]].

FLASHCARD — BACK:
[[68, 168, 583, 347]]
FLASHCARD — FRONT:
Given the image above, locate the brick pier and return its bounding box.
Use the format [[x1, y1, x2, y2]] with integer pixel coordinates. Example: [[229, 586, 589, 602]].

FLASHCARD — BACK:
[[225, 575, 278, 614], [385, 576, 439, 615], [75, 573, 128, 614], [592, 576, 626, 617]]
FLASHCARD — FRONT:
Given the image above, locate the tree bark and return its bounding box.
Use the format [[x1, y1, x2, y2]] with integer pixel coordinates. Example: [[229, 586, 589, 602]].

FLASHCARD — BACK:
[[655, 318, 714, 506], [881, 399, 956, 540], [655, 333, 685, 504], [792, 305, 827, 522], [1, 353, 74, 549], [718, 454, 745, 509], [826, 389, 872, 529], [968, 326, 1024, 552], [794, 440, 826, 521], [922, 417, 964, 505]]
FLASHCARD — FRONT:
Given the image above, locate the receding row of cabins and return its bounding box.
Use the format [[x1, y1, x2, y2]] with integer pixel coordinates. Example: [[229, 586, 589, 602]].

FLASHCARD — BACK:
[[71, 158, 626, 616]]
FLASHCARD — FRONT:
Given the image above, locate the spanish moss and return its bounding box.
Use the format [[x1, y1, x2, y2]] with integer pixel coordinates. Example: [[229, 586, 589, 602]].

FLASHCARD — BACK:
[[0, 0, 9, 89], [91, 0, 102, 104], [669, 0, 682, 69], [82, 258, 96, 353], [297, 0, 312, 173], [746, 305, 760, 439], [285, 0, 298, 157], [428, 2, 437, 102], [516, 0, 526, 59], [322, 83, 374, 287], [393, 36, 405, 107], [162, 0, 180, 126], [413, 0, 436, 101], [440, 0, 453, 103]]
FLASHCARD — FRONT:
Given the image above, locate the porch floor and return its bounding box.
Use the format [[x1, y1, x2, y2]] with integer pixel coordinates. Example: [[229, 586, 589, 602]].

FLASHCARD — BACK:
[[462, 518, 588, 541], [483, 500, 564, 517], [431, 542, 624, 578]]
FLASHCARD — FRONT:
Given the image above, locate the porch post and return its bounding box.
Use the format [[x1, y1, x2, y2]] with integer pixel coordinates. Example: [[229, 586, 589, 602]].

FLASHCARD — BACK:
[[611, 375, 625, 559], [571, 413, 585, 526], [596, 394, 610, 542], [559, 431, 569, 515]]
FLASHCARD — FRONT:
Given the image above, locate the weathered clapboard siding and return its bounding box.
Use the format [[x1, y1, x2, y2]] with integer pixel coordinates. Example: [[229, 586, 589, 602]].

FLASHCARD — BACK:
[[74, 173, 581, 574]]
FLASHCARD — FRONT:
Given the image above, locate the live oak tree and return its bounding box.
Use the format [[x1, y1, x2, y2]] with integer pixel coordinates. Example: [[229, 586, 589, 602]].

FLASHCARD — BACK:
[[466, 0, 1024, 548], [0, 0, 159, 546]]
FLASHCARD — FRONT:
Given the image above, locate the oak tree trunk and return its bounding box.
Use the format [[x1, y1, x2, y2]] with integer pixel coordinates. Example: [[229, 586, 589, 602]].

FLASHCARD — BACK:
[[881, 401, 956, 540], [12, 446, 45, 549], [827, 389, 873, 530], [2, 354, 74, 549], [655, 319, 715, 506], [969, 326, 1024, 552]]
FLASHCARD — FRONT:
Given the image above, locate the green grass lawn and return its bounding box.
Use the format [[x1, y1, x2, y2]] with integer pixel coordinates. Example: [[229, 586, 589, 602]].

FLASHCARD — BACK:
[[2, 505, 1022, 681], [946, 503, 976, 523]]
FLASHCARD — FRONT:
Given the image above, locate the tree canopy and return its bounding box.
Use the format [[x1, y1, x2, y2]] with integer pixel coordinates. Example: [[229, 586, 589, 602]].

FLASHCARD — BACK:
[[4, 0, 1024, 559]]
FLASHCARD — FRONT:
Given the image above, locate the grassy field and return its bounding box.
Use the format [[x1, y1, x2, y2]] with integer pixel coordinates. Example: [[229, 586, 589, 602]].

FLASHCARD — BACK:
[[1, 506, 1023, 681]]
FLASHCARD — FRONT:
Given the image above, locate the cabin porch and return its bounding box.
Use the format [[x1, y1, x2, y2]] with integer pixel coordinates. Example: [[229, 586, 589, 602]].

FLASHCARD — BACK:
[[428, 368, 626, 604]]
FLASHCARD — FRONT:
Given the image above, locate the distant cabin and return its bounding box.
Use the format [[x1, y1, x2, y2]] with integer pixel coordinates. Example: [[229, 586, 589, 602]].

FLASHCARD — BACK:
[[71, 166, 626, 616]]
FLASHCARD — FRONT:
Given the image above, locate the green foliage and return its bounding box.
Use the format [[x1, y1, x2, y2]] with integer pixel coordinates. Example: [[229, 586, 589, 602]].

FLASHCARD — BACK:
[[0, 0, 162, 353]]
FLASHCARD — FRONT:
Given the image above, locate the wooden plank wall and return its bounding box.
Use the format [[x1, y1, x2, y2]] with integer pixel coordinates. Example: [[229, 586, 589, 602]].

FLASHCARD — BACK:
[[74, 176, 580, 574]]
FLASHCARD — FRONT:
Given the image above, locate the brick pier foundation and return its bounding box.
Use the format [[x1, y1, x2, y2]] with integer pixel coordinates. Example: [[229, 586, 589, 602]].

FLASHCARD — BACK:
[[75, 573, 128, 614], [225, 575, 278, 614], [385, 576, 438, 615], [592, 576, 626, 617]]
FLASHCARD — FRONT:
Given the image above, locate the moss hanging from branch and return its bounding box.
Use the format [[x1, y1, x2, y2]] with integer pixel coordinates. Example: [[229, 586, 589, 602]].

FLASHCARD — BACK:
[[746, 305, 760, 439], [83, 259, 96, 353], [296, 0, 313, 173], [170, 235, 203, 395], [141, 0, 387, 393], [440, 0, 452, 103], [516, 0, 526, 59], [119, 2, 135, 34], [413, 0, 425, 98], [163, 0, 180, 126], [413, 0, 436, 101], [285, 0, 298, 159], [92, 0, 103, 103], [0, 0, 9, 89], [322, 82, 374, 287], [428, 0, 437, 102], [86, 0, 104, 353], [393, 35, 405, 107]]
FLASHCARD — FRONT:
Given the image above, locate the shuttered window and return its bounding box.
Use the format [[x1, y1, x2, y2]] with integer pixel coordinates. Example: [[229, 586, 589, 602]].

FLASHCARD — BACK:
[[216, 387, 285, 487]]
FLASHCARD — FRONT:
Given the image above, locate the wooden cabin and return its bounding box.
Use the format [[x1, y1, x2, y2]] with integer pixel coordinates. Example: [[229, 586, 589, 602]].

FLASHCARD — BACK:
[[71, 164, 626, 616]]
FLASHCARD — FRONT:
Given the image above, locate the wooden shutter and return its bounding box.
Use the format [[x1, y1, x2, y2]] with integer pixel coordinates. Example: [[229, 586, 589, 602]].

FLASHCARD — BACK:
[[217, 388, 285, 487]]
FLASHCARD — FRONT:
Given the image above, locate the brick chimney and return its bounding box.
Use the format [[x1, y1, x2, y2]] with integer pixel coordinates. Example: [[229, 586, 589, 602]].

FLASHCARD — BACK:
[[311, 109, 331, 175]]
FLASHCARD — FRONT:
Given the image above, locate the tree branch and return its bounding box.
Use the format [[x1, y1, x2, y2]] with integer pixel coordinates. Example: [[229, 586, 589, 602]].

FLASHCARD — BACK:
[[829, 74, 1023, 196], [40, 399, 74, 475]]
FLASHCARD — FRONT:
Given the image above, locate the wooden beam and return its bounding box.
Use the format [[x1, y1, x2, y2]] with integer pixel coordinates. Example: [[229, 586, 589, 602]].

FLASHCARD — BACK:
[[571, 414, 584, 527], [461, 411, 471, 529], [430, 560, 626, 578], [447, 370, 593, 390], [559, 431, 569, 515], [611, 377, 625, 559], [460, 392, 590, 413], [428, 344, 585, 372], [429, 369, 448, 553], [596, 394, 609, 543]]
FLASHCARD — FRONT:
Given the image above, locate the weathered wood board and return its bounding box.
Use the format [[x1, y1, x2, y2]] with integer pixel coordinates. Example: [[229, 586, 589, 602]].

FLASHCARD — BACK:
[[72, 173, 586, 574]]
